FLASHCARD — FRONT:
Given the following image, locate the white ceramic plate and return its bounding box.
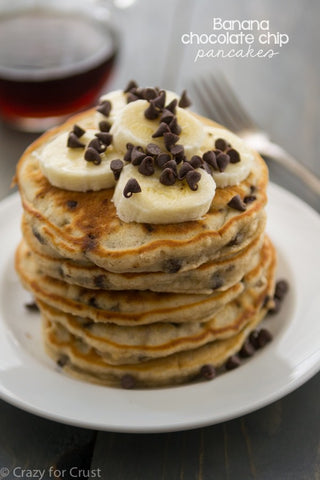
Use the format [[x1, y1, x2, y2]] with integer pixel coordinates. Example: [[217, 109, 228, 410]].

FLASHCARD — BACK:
[[0, 184, 319, 433]]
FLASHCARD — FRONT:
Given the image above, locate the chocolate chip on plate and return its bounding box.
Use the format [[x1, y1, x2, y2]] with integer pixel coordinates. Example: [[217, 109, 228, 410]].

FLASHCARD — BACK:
[[239, 340, 255, 358], [257, 328, 273, 348], [225, 355, 241, 370], [121, 374, 136, 389], [200, 364, 217, 380]]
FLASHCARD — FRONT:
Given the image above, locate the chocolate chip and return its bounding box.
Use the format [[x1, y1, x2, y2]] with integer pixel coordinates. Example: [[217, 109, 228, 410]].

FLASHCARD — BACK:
[[123, 79, 138, 93], [203, 151, 218, 170], [142, 87, 158, 101], [138, 156, 154, 176], [169, 116, 182, 135], [190, 155, 202, 169], [98, 120, 111, 132], [110, 159, 124, 180], [165, 98, 178, 113], [152, 122, 170, 138], [262, 294, 271, 309], [84, 147, 102, 165], [225, 355, 241, 370], [257, 329, 273, 348], [67, 132, 85, 149], [127, 92, 139, 103], [25, 301, 39, 312], [227, 148, 240, 163], [211, 273, 223, 290], [93, 275, 105, 288], [66, 200, 78, 209], [96, 100, 111, 117], [239, 340, 255, 358], [146, 143, 161, 156], [164, 132, 179, 150], [156, 153, 171, 168], [160, 109, 175, 125], [186, 170, 201, 191], [178, 90, 191, 108], [124, 144, 134, 162], [249, 330, 260, 349], [123, 178, 141, 198], [121, 374, 136, 389], [244, 195, 257, 204], [215, 138, 227, 151], [274, 280, 289, 300], [200, 364, 216, 380], [57, 355, 68, 368], [144, 101, 159, 120], [88, 138, 106, 153], [131, 146, 145, 165], [32, 227, 45, 245], [216, 152, 230, 172], [228, 195, 247, 212], [73, 124, 85, 137], [153, 91, 166, 109], [163, 159, 178, 175], [95, 132, 113, 146], [163, 258, 182, 273], [268, 297, 281, 315], [160, 168, 176, 186], [178, 162, 193, 179], [170, 144, 184, 162]]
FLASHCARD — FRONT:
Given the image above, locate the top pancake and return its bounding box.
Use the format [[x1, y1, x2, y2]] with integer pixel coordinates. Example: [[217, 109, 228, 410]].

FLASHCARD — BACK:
[[16, 109, 268, 273]]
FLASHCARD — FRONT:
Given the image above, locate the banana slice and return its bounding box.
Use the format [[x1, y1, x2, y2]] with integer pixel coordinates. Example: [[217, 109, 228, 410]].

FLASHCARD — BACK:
[[112, 163, 216, 224], [200, 126, 254, 187], [110, 99, 205, 157], [38, 130, 119, 192]]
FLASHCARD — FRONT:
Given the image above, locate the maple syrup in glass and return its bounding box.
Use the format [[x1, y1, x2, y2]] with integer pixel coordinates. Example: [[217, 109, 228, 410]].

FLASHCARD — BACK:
[[0, 4, 119, 131]]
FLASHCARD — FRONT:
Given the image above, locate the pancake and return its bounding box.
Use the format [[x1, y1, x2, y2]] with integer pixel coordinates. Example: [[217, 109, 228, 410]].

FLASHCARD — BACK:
[[22, 215, 266, 294], [16, 236, 273, 327], [16, 110, 268, 274]]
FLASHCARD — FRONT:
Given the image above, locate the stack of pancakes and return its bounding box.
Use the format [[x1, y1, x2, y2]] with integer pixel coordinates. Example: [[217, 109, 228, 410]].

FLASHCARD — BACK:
[[15, 107, 276, 388]]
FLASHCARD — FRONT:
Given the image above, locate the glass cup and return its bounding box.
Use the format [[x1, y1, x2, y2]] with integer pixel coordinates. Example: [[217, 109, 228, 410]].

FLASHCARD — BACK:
[[0, 0, 119, 131]]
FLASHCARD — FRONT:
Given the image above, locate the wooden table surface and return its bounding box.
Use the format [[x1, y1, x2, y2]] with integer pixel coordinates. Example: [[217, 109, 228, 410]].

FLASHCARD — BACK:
[[0, 1, 319, 479]]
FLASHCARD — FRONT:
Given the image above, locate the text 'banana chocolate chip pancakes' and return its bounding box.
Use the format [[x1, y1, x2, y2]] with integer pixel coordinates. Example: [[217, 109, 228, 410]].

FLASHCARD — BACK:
[[15, 80, 288, 388]]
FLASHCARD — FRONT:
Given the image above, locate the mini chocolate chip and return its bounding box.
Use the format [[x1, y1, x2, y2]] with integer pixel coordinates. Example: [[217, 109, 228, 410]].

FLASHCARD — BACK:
[[226, 355, 241, 370], [57, 355, 68, 368], [178, 162, 194, 179], [227, 148, 240, 163], [228, 195, 247, 212], [190, 155, 202, 169], [262, 294, 271, 308], [203, 151, 218, 170], [249, 330, 260, 349], [95, 132, 113, 146], [164, 132, 179, 150], [138, 156, 154, 176], [163, 258, 182, 273], [110, 159, 124, 180], [144, 101, 159, 120], [268, 297, 281, 315], [169, 116, 182, 135], [131, 147, 146, 166], [244, 195, 257, 204], [186, 170, 201, 191], [84, 147, 101, 164], [156, 153, 171, 168], [200, 364, 216, 380], [88, 138, 106, 153], [239, 340, 255, 358], [257, 329, 273, 348], [163, 159, 178, 175], [227, 232, 244, 246], [25, 301, 39, 312], [146, 143, 161, 156], [178, 90, 191, 108], [99, 120, 111, 132], [201, 161, 212, 175], [216, 152, 230, 172], [123, 178, 141, 198], [211, 273, 223, 290], [94, 275, 105, 288], [160, 168, 176, 186], [250, 185, 256, 193], [67, 132, 85, 149], [67, 200, 78, 209], [121, 374, 136, 389], [165, 98, 178, 113], [170, 144, 184, 162], [73, 124, 85, 137], [142, 87, 158, 101], [124, 144, 134, 162], [89, 297, 98, 308], [152, 122, 170, 138], [96, 100, 111, 117], [215, 138, 227, 151], [274, 280, 289, 300], [160, 109, 175, 125], [153, 91, 166, 109], [123, 79, 138, 93], [127, 92, 139, 103]]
